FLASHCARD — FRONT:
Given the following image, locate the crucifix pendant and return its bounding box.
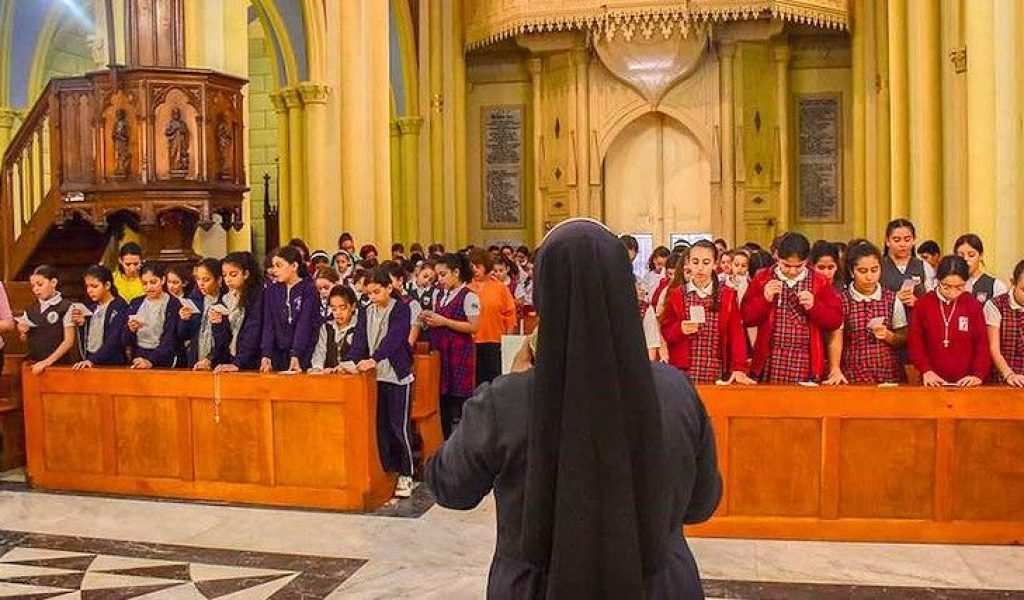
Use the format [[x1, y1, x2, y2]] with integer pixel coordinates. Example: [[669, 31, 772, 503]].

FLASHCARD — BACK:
[[943, 339, 950, 348]]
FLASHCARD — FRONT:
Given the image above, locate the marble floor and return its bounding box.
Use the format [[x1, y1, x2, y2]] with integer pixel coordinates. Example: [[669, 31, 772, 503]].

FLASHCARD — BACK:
[[0, 474, 1022, 598]]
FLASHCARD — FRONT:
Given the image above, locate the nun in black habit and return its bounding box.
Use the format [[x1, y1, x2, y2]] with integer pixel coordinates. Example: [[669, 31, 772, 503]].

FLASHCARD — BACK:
[[426, 218, 722, 599]]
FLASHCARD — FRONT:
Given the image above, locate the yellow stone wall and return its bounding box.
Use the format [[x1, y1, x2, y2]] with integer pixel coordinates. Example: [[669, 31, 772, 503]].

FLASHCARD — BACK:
[[247, 19, 279, 257]]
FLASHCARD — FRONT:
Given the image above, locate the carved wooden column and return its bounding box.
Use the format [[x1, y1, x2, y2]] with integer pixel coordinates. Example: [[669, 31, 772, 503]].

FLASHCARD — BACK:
[[126, 0, 186, 67]]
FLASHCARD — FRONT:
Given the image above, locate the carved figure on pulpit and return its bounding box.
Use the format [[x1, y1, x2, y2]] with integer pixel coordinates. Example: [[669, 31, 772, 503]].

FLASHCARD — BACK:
[[217, 119, 232, 179], [165, 107, 190, 176], [112, 109, 131, 178]]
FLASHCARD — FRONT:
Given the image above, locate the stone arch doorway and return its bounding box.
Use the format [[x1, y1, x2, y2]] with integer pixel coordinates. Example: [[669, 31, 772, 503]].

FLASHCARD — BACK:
[[602, 111, 711, 245]]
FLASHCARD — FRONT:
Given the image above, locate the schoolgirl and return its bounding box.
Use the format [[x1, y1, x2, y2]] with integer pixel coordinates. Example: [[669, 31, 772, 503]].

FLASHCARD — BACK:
[[984, 259, 1024, 386], [165, 264, 194, 300], [727, 249, 751, 303], [124, 262, 183, 369], [72, 265, 129, 368], [314, 266, 341, 324], [810, 240, 843, 292], [332, 250, 354, 284], [18, 265, 80, 374], [212, 252, 264, 372], [640, 246, 671, 301], [660, 241, 754, 384], [113, 242, 145, 301], [310, 250, 331, 272], [467, 248, 517, 385], [352, 269, 372, 310], [406, 260, 438, 313], [384, 260, 423, 345], [260, 245, 320, 372], [881, 219, 934, 309], [347, 266, 416, 499], [742, 233, 843, 383], [310, 285, 358, 372], [181, 258, 224, 370], [908, 255, 990, 387], [422, 253, 481, 438], [493, 255, 519, 298], [954, 233, 1009, 304], [824, 242, 907, 385]]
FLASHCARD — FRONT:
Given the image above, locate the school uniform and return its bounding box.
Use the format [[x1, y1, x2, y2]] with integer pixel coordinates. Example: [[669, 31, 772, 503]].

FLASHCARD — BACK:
[[347, 297, 415, 477], [984, 293, 1024, 382], [660, 282, 748, 383], [966, 273, 1008, 305], [318, 299, 332, 325], [124, 294, 183, 367], [741, 266, 843, 383], [25, 293, 81, 365], [310, 320, 356, 371], [180, 292, 224, 367], [80, 297, 130, 365], [259, 279, 320, 371], [212, 290, 263, 370], [640, 268, 666, 303], [431, 285, 480, 438], [907, 291, 991, 383], [881, 256, 933, 296], [406, 283, 438, 312], [838, 284, 906, 384]]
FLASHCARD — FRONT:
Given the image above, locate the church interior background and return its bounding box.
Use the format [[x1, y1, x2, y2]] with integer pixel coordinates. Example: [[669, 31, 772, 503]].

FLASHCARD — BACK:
[[0, 1, 1022, 598]]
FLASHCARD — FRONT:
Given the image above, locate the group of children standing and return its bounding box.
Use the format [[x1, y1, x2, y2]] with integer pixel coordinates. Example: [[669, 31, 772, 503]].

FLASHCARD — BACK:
[[3, 235, 530, 499], [629, 219, 1024, 388]]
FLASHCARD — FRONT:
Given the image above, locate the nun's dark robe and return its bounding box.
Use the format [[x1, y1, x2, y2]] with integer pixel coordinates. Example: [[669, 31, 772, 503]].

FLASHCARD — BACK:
[[426, 362, 721, 599]]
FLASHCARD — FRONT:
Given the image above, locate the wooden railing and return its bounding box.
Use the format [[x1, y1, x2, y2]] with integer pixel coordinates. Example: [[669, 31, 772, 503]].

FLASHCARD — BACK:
[[0, 78, 79, 280]]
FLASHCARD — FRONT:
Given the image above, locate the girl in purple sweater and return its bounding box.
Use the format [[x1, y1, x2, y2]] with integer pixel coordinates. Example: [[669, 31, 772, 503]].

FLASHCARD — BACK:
[[260, 246, 320, 372]]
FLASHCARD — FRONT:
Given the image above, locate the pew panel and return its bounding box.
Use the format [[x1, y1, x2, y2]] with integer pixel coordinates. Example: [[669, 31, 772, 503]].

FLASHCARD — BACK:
[[689, 385, 1024, 544], [22, 367, 395, 512]]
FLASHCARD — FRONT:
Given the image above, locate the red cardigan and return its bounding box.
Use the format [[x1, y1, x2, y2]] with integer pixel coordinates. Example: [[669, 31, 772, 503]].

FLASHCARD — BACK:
[[660, 284, 748, 374], [741, 268, 843, 380], [907, 291, 991, 382]]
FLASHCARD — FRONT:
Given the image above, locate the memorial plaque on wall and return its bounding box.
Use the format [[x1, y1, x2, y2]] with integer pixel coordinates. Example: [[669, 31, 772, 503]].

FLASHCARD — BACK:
[[796, 94, 842, 223], [482, 105, 524, 228]]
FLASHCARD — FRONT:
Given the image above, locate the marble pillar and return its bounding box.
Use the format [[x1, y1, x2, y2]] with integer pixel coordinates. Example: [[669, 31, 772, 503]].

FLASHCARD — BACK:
[[887, 0, 910, 218], [398, 116, 424, 245], [282, 87, 306, 243], [269, 92, 291, 245], [908, 0, 942, 241], [299, 83, 332, 250]]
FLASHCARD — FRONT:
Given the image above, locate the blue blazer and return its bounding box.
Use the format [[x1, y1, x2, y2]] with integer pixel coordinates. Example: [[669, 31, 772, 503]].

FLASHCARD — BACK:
[[347, 297, 414, 381], [80, 297, 130, 365], [212, 292, 263, 370], [124, 295, 183, 368]]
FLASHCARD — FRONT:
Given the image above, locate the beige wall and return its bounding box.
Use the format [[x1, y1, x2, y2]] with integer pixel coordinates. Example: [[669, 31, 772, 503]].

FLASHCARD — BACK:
[[247, 20, 279, 257], [465, 53, 534, 247]]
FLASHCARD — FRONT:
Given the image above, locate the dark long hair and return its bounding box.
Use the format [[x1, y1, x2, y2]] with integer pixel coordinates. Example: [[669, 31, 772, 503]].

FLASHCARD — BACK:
[[274, 245, 310, 279], [646, 246, 670, 272], [688, 240, 721, 312], [222, 251, 261, 310], [884, 218, 917, 256], [83, 264, 120, 299], [842, 240, 882, 287], [439, 252, 472, 283]]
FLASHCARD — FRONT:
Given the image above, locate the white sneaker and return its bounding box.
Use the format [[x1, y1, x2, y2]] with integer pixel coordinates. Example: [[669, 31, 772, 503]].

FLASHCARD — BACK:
[[394, 475, 414, 499]]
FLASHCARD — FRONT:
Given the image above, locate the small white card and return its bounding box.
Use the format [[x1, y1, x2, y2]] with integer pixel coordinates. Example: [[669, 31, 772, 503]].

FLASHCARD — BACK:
[[901, 278, 917, 291], [866, 316, 885, 330], [14, 313, 36, 328], [280, 369, 302, 375], [179, 298, 200, 313], [338, 360, 358, 374], [209, 303, 231, 316], [958, 316, 969, 332], [128, 314, 145, 325], [69, 302, 93, 318], [688, 305, 707, 324], [797, 380, 820, 387]]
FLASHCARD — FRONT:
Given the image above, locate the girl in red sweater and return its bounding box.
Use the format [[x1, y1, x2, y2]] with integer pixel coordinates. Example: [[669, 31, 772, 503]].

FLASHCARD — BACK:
[[985, 259, 1024, 386], [741, 233, 843, 383], [907, 255, 991, 387], [824, 241, 907, 385], [660, 241, 755, 384]]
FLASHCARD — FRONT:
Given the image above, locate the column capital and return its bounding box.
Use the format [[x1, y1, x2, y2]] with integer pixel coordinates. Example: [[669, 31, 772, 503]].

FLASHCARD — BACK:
[[397, 116, 423, 135], [280, 87, 303, 109], [390, 121, 402, 137], [0, 108, 21, 128], [771, 43, 792, 64], [298, 82, 331, 105], [526, 57, 543, 76], [269, 92, 289, 114]]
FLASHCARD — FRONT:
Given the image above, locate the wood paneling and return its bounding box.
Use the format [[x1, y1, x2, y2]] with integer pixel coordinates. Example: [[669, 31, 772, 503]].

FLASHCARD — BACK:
[[688, 385, 1024, 544], [953, 420, 1024, 522], [411, 351, 443, 462], [838, 419, 936, 519], [728, 418, 821, 517], [22, 367, 394, 511]]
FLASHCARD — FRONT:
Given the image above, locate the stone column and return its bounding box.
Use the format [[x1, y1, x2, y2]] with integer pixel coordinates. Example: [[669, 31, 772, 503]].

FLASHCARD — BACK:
[[0, 109, 20, 153], [887, 0, 910, 217], [299, 83, 332, 250], [908, 0, 942, 240], [851, 0, 868, 237], [527, 57, 544, 244], [874, 2, 892, 230], [390, 121, 404, 242], [965, 0, 996, 259], [398, 116, 424, 245], [720, 42, 737, 245], [571, 47, 591, 218], [269, 92, 291, 244], [370, 0, 393, 249], [941, 0, 968, 244], [428, 0, 445, 244], [282, 87, 305, 242], [772, 44, 792, 232], [993, 0, 1019, 273]]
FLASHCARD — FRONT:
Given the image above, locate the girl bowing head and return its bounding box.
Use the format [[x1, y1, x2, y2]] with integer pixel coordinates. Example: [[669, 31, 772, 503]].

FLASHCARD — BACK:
[[824, 241, 907, 385], [213, 252, 263, 372], [260, 246, 320, 372], [954, 233, 1009, 304], [72, 265, 129, 369], [660, 240, 754, 385], [907, 255, 991, 387], [124, 262, 183, 369]]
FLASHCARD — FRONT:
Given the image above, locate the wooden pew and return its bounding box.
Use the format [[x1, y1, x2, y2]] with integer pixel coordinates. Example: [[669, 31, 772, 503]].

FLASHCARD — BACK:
[[688, 385, 1024, 545], [411, 350, 443, 464], [0, 354, 26, 470], [22, 366, 395, 511]]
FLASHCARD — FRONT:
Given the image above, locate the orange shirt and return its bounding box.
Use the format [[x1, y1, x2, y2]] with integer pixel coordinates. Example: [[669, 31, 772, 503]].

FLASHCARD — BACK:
[[469, 277, 517, 343]]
